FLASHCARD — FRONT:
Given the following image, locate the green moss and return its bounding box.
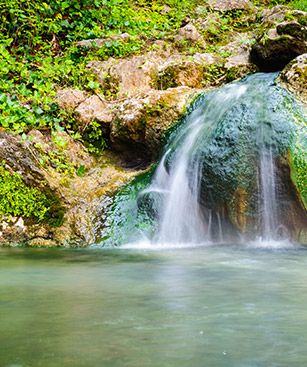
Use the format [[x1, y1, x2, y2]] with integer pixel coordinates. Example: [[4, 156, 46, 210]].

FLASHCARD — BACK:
[[290, 146, 307, 209], [202, 64, 226, 85], [0, 166, 64, 225]]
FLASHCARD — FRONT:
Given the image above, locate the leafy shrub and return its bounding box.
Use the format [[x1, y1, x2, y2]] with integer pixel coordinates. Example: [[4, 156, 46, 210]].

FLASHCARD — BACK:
[[0, 166, 51, 221]]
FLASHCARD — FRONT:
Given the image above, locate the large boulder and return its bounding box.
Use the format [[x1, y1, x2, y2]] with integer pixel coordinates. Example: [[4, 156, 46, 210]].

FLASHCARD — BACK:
[[86, 48, 175, 99], [279, 55, 307, 212], [110, 87, 200, 163], [154, 54, 217, 90], [189, 74, 307, 241], [0, 128, 141, 247]]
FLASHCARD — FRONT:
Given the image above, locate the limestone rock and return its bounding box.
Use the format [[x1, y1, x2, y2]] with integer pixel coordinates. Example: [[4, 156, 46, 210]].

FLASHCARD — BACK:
[[208, 0, 251, 12], [279, 53, 307, 104], [155, 60, 203, 90], [75, 95, 114, 126], [55, 89, 87, 111], [28, 129, 95, 172], [222, 34, 254, 68], [154, 53, 220, 90], [87, 51, 170, 99], [177, 23, 203, 42], [110, 87, 200, 162]]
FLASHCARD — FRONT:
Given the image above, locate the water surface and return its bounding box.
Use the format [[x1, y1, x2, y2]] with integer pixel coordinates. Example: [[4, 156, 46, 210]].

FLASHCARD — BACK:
[[1, 245, 307, 366]]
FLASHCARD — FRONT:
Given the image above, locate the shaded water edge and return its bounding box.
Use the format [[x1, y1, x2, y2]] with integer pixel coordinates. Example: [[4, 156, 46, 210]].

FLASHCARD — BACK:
[[97, 72, 307, 248]]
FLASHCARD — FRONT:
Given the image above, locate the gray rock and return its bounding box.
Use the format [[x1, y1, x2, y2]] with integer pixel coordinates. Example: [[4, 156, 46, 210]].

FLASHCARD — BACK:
[[250, 18, 307, 72]]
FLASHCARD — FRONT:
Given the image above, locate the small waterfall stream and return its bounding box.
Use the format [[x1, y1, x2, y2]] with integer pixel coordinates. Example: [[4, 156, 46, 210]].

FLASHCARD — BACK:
[[148, 84, 247, 244], [258, 147, 279, 241], [99, 73, 306, 248]]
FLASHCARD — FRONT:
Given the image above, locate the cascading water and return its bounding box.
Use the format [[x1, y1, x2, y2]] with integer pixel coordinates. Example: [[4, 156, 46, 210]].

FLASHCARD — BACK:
[[98, 73, 306, 248], [258, 147, 279, 241], [147, 84, 247, 244]]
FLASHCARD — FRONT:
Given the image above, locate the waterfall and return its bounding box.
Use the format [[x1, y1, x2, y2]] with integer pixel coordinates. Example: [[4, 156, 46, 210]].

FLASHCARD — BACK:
[[99, 73, 306, 248], [142, 84, 247, 245], [258, 147, 278, 240]]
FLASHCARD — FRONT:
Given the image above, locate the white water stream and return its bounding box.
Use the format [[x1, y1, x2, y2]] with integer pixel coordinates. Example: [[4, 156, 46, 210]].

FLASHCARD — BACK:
[[142, 84, 248, 245]]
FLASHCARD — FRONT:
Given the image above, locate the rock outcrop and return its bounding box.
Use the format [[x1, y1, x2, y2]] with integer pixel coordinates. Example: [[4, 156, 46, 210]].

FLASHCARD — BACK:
[[279, 53, 307, 104], [110, 87, 200, 163], [0, 130, 140, 247], [250, 19, 307, 71], [208, 0, 252, 12]]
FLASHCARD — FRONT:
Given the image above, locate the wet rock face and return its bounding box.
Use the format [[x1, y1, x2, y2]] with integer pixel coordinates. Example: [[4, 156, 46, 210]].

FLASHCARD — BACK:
[[250, 21, 307, 71], [188, 74, 306, 240]]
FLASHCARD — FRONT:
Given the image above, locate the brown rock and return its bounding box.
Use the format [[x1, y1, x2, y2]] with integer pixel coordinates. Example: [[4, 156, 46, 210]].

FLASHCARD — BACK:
[[75, 95, 114, 126], [55, 89, 87, 111], [177, 23, 202, 42], [208, 0, 251, 12], [110, 87, 200, 162], [87, 51, 170, 99], [155, 60, 203, 90]]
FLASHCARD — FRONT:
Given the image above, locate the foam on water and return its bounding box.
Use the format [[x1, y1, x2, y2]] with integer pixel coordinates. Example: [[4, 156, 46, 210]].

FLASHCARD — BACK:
[[247, 239, 296, 250], [121, 240, 212, 250]]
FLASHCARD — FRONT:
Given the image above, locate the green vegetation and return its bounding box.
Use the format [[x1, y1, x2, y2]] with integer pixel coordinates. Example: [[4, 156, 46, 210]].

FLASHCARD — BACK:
[[290, 147, 307, 210], [0, 166, 51, 221], [0, 0, 207, 145], [0, 0, 304, 144]]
